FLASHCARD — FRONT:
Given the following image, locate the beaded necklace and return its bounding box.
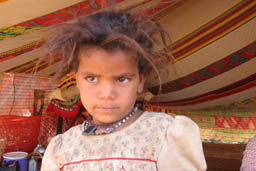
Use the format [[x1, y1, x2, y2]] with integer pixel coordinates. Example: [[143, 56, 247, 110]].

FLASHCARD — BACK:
[[82, 106, 138, 136]]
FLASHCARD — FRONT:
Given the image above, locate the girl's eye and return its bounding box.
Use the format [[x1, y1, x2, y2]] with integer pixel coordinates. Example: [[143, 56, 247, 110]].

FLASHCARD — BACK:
[[86, 76, 98, 83], [118, 77, 129, 83]]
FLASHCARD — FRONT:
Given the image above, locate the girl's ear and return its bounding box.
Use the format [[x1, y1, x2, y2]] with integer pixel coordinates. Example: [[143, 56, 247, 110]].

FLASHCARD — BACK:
[[138, 74, 146, 93]]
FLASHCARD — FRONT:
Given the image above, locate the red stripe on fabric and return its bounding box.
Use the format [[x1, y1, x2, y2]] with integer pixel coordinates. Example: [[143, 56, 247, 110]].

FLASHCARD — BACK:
[[6, 58, 38, 73], [60, 157, 157, 170], [151, 73, 256, 106], [172, 0, 253, 50], [0, 42, 44, 62], [7, 56, 61, 74], [177, 80, 255, 106], [29, 58, 61, 74], [149, 41, 256, 94], [173, 6, 256, 58], [17, 1, 92, 27]]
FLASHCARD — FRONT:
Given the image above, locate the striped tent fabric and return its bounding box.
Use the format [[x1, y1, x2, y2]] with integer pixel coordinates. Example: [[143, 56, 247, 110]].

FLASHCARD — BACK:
[[144, 0, 256, 144], [0, 0, 255, 145]]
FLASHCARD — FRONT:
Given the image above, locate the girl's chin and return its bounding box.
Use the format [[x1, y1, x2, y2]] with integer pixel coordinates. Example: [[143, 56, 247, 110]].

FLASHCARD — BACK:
[[89, 108, 131, 125]]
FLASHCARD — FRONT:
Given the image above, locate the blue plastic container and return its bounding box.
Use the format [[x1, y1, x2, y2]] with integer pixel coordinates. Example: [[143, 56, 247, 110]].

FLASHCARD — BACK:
[[3, 151, 28, 171]]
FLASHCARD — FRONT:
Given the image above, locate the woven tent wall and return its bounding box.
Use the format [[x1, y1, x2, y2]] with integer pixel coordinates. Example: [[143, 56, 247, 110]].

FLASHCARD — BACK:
[[0, 0, 255, 147], [0, 72, 56, 156]]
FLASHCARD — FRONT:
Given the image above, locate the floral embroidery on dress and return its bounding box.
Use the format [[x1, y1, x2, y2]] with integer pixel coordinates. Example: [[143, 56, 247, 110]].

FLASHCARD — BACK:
[[120, 165, 126, 171]]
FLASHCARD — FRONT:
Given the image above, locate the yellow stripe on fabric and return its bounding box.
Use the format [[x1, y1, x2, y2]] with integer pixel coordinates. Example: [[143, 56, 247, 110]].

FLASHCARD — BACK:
[[35, 62, 60, 76], [7, 54, 52, 73], [20, 60, 47, 74], [172, 2, 255, 55], [6, 54, 46, 73], [0, 41, 38, 56], [0, 0, 152, 41], [0, 26, 43, 41], [8, 59, 37, 73], [172, 13, 256, 63], [152, 58, 256, 103], [11, 56, 60, 74], [151, 0, 255, 64], [170, 0, 250, 49], [0, 38, 46, 57], [25, 56, 62, 74], [24, 62, 42, 74]]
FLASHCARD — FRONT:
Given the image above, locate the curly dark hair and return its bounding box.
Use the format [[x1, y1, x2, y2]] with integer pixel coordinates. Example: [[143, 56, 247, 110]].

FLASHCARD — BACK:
[[43, 10, 171, 91]]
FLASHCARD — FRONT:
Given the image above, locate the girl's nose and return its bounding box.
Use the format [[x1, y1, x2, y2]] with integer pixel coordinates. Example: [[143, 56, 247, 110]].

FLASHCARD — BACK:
[[98, 82, 115, 100]]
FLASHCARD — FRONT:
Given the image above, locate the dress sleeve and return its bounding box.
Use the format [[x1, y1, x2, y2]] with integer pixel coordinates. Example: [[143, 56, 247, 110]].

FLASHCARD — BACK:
[[157, 115, 207, 171], [41, 135, 63, 171], [240, 135, 256, 171]]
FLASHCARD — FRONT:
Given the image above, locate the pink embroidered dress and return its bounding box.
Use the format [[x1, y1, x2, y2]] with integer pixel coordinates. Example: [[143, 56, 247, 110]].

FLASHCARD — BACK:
[[41, 112, 207, 171]]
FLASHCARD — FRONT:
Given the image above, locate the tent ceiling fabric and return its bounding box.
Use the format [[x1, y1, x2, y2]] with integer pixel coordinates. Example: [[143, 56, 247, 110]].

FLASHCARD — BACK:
[[0, 0, 255, 107], [0, 0, 83, 28], [0, 0, 255, 143]]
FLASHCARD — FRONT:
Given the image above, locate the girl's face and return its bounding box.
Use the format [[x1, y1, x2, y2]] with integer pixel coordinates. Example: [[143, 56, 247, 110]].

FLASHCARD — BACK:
[[76, 47, 145, 125]]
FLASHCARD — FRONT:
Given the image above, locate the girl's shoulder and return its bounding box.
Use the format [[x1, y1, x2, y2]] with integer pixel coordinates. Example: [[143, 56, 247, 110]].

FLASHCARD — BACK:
[[141, 111, 199, 134], [142, 111, 173, 121], [143, 111, 197, 125], [49, 123, 83, 145]]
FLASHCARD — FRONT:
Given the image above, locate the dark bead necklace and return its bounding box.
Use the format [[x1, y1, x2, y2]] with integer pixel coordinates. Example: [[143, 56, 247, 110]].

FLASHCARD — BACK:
[[82, 106, 138, 136]]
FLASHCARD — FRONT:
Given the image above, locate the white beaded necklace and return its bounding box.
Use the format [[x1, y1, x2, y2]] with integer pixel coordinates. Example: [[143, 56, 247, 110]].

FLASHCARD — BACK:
[[82, 106, 138, 136]]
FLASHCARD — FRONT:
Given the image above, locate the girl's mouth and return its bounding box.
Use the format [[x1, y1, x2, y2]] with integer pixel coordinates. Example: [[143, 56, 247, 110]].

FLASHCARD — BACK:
[[95, 107, 117, 113]]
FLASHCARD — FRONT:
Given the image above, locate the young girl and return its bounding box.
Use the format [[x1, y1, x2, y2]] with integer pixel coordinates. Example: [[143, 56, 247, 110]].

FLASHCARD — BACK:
[[41, 11, 207, 171]]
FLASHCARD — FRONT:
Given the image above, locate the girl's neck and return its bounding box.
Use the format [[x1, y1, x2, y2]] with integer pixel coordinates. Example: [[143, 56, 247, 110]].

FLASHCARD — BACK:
[[112, 110, 143, 132], [83, 109, 144, 136]]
